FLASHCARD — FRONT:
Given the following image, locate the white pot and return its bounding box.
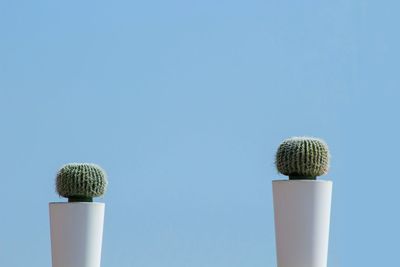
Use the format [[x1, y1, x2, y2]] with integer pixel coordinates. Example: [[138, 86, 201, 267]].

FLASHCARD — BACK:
[[49, 202, 105, 267], [272, 180, 332, 267]]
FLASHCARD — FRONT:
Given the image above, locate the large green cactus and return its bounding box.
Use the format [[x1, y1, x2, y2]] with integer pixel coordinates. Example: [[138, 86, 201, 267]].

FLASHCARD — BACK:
[[275, 137, 330, 180], [56, 163, 108, 202]]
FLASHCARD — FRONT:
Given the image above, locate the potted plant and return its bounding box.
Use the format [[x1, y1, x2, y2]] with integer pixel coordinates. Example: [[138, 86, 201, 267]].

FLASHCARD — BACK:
[[272, 137, 332, 267], [49, 163, 108, 267]]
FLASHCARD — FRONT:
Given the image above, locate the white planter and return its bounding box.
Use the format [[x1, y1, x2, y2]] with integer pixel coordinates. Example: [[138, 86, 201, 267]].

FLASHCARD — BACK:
[[272, 180, 332, 267], [49, 202, 105, 267]]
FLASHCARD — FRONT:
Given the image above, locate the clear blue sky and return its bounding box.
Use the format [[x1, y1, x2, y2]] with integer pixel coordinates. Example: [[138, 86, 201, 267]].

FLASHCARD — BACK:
[[1, 1, 399, 266]]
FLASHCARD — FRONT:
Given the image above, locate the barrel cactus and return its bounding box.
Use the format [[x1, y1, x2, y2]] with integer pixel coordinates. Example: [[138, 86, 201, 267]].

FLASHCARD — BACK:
[[56, 163, 108, 202], [275, 137, 330, 180]]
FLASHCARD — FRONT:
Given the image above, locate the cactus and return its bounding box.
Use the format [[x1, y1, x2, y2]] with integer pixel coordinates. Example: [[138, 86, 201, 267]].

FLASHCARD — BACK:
[[275, 137, 330, 180], [56, 163, 108, 202]]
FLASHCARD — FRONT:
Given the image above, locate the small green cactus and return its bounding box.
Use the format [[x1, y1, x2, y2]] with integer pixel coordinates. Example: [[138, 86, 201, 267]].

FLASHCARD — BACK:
[[56, 163, 108, 202], [275, 137, 330, 180]]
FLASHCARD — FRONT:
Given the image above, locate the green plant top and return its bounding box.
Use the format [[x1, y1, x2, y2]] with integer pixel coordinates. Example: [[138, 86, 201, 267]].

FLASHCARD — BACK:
[[275, 137, 330, 180], [56, 163, 108, 202]]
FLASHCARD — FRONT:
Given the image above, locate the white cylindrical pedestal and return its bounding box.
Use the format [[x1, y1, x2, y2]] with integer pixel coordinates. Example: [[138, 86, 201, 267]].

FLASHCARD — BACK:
[[49, 202, 105, 267], [272, 180, 332, 267]]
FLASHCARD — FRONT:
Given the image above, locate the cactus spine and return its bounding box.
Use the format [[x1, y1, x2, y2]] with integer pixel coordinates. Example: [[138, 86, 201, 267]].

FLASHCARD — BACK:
[[275, 137, 330, 180], [56, 163, 108, 202]]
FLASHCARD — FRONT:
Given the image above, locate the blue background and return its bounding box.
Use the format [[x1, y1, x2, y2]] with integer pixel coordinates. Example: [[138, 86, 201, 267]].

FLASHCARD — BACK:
[[1, 1, 399, 266]]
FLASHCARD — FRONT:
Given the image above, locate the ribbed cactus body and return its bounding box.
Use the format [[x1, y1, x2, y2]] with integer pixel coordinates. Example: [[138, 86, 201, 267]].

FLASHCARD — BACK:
[[56, 163, 108, 200], [275, 137, 329, 178]]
